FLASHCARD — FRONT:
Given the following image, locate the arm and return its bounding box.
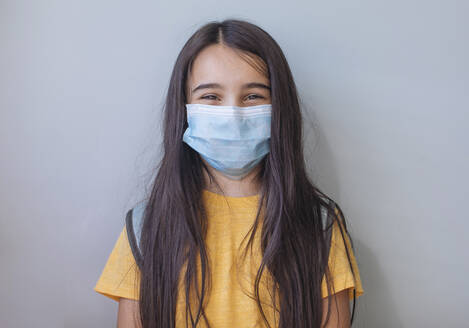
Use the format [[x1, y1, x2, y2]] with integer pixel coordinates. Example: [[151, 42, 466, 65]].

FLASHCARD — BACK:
[[117, 298, 142, 328], [321, 289, 351, 328]]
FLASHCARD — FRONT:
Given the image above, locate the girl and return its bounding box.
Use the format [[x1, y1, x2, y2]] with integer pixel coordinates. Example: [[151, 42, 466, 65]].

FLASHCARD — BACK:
[[94, 19, 364, 328]]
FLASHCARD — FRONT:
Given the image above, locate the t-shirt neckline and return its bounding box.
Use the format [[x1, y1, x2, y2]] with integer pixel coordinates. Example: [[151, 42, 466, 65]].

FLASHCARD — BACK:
[[202, 188, 260, 201]]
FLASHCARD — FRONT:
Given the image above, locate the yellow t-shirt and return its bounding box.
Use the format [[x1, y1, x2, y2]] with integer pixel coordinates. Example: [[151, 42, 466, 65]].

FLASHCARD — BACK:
[[94, 189, 364, 326]]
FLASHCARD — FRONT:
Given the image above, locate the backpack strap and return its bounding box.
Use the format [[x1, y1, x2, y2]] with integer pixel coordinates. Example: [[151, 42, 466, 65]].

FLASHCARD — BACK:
[[319, 194, 336, 230], [125, 200, 147, 270], [320, 203, 329, 230], [318, 195, 336, 271]]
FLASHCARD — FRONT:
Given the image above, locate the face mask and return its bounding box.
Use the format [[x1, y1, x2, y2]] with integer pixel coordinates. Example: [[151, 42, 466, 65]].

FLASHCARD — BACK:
[[182, 103, 272, 180]]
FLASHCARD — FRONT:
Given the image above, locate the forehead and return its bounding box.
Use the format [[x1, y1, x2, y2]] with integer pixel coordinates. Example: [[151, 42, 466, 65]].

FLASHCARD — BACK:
[[187, 44, 269, 88]]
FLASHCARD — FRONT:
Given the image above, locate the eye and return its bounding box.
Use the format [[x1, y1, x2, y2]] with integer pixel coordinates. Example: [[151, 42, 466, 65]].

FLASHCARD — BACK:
[[246, 94, 265, 100], [201, 94, 219, 100]]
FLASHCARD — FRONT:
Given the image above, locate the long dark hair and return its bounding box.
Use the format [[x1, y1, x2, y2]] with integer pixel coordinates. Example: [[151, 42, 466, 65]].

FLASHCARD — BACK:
[[136, 18, 358, 327]]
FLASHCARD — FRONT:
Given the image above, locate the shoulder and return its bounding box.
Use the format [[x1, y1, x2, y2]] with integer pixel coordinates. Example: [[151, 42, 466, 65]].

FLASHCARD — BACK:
[[318, 197, 365, 300], [93, 222, 141, 301]]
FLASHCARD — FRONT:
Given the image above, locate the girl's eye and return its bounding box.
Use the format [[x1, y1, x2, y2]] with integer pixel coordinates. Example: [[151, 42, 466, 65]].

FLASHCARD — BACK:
[[246, 94, 264, 100], [201, 95, 218, 100]]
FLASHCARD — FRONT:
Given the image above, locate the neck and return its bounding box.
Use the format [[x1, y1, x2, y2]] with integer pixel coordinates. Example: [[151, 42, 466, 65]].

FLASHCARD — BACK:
[[201, 158, 262, 197]]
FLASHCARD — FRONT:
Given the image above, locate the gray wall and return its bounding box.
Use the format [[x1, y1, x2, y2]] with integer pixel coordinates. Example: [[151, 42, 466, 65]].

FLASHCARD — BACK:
[[1, 1, 467, 327]]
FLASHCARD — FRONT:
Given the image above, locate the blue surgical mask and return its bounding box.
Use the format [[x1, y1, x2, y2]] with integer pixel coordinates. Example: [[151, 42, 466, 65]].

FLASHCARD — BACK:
[[182, 103, 272, 180]]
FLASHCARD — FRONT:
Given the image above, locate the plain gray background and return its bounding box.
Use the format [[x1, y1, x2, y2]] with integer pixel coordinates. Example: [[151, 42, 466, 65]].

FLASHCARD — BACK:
[[1, 0, 468, 327]]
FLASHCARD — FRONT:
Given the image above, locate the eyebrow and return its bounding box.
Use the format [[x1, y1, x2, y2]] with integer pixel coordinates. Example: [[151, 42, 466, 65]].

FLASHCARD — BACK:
[[191, 82, 271, 94]]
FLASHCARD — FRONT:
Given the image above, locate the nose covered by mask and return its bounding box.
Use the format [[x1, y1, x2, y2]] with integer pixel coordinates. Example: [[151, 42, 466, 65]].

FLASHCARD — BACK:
[[182, 103, 272, 180]]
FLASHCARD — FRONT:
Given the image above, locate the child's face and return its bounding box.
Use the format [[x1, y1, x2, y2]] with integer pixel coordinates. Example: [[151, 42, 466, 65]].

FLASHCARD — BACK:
[[186, 44, 271, 107]]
